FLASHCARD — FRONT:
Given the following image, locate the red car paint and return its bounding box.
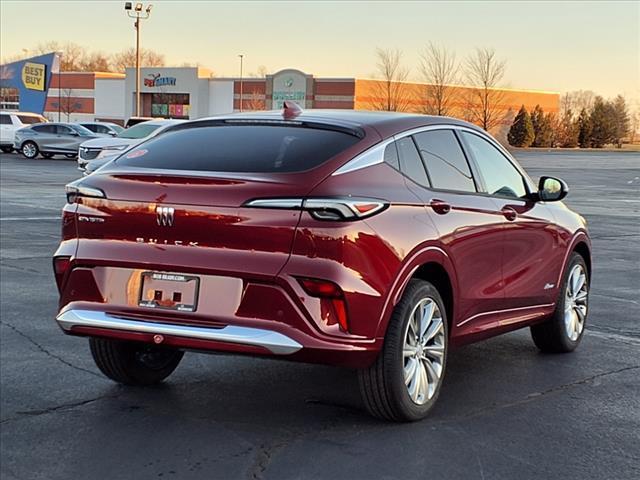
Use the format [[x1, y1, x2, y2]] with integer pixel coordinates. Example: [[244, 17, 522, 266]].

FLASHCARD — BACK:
[[53, 110, 590, 368]]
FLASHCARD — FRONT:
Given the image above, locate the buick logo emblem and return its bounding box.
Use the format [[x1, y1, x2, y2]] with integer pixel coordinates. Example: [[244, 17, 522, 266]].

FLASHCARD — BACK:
[[156, 206, 175, 227]]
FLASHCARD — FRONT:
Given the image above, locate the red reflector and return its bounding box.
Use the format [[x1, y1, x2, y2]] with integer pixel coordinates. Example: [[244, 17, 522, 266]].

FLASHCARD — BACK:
[[53, 256, 71, 291], [332, 298, 349, 332], [299, 278, 342, 298], [353, 203, 378, 214]]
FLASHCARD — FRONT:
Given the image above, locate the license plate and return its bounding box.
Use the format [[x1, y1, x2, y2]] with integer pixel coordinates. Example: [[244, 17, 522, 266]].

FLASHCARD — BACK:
[[138, 272, 199, 312]]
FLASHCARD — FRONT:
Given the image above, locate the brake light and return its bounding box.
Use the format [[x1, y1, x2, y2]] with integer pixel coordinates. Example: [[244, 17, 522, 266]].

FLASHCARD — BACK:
[[298, 278, 349, 332], [65, 180, 105, 204], [53, 256, 71, 291], [245, 197, 388, 221]]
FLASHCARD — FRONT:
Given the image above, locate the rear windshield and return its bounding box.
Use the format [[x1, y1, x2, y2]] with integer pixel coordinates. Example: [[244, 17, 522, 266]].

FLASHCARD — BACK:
[[18, 115, 45, 124], [115, 125, 361, 173], [118, 123, 162, 139]]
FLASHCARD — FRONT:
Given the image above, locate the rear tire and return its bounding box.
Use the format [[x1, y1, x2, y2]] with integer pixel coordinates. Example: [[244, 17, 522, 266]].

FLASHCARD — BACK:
[[41, 152, 54, 159], [89, 338, 184, 386], [0, 146, 12, 153], [359, 279, 448, 422], [21, 141, 38, 159], [65, 153, 76, 159], [531, 252, 589, 353]]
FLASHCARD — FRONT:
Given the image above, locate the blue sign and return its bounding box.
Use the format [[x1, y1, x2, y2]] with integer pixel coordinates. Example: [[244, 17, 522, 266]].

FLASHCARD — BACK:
[[0, 52, 57, 114]]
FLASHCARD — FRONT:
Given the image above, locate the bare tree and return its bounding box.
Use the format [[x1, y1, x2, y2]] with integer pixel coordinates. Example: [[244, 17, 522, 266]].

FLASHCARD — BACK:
[[248, 65, 269, 78], [111, 48, 165, 72], [79, 52, 111, 72], [57, 89, 82, 121], [419, 42, 459, 116], [369, 48, 412, 111], [33, 41, 87, 71], [464, 48, 508, 130]]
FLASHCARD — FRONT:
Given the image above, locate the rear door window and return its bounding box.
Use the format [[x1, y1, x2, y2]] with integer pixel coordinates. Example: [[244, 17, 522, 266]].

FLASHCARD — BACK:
[[383, 142, 400, 170], [32, 125, 55, 133], [396, 137, 430, 187], [0, 115, 11, 125], [116, 124, 361, 173], [413, 130, 476, 193]]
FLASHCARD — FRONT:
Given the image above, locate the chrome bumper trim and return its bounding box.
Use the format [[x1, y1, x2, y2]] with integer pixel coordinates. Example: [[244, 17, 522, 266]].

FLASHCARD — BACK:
[[56, 309, 302, 355]]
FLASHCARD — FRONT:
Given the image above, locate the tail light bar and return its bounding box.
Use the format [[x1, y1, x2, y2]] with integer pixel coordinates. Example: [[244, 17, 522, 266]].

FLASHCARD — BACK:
[[65, 180, 105, 204], [245, 197, 388, 221]]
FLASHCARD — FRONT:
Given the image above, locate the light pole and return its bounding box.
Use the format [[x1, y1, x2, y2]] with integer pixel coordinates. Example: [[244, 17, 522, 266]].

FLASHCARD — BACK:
[[238, 54, 244, 112], [124, 2, 153, 117], [56, 50, 63, 121]]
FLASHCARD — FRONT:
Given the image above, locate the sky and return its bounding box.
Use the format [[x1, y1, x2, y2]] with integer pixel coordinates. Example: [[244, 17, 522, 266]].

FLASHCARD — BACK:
[[1, 1, 638, 103]]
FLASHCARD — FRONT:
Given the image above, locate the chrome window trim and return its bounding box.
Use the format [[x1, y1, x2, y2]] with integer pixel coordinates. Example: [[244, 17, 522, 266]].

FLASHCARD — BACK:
[[332, 123, 535, 193], [332, 138, 394, 176]]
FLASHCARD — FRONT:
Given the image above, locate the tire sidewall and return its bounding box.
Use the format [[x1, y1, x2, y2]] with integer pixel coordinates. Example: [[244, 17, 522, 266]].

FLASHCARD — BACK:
[[385, 280, 448, 420], [22, 142, 38, 159], [556, 253, 589, 350]]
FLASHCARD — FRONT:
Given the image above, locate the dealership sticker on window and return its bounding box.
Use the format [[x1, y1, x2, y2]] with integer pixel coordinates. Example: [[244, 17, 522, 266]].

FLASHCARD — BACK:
[[126, 149, 148, 159]]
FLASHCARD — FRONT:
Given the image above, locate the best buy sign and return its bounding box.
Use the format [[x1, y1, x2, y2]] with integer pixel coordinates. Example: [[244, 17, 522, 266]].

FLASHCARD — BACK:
[[22, 62, 46, 91]]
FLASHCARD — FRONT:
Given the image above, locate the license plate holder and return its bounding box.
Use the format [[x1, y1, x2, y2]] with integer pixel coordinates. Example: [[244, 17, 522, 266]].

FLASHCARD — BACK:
[[138, 272, 199, 312]]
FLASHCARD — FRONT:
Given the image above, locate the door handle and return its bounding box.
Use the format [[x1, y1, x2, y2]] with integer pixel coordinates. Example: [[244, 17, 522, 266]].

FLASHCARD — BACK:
[[429, 199, 451, 215], [501, 206, 517, 221]]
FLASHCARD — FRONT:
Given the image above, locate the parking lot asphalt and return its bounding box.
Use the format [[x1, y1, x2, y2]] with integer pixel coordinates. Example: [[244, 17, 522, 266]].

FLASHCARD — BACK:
[[1, 150, 639, 480]]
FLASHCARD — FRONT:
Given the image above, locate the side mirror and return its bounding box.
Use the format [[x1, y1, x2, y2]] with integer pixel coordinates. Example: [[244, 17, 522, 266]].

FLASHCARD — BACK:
[[69, 131, 79, 136], [538, 176, 568, 202], [109, 132, 117, 137]]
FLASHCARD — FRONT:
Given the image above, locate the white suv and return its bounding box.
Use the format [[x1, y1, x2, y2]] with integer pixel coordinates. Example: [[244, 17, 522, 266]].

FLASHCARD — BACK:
[[0, 112, 48, 153]]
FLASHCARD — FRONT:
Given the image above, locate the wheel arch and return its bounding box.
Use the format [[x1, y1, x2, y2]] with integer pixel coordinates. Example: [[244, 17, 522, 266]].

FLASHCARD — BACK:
[[572, 240, 592, 279], [375, 245, 459, 338]]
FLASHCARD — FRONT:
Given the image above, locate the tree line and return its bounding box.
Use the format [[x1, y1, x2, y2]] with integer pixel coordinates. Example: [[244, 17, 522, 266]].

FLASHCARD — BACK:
[[3, 41, 167, 72], [371, 45, 510, 132], [508, 94, 633, 149]]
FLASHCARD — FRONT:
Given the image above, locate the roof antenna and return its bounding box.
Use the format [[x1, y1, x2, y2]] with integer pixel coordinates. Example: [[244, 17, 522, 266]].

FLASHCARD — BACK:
[[282, 101, 303, 119]]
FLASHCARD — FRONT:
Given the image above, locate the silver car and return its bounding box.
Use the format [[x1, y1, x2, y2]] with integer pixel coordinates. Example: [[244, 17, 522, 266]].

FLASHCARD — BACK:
[[78, 119, 183, 172], [76, 122, 124, 137], [14, 123, 104, 159]]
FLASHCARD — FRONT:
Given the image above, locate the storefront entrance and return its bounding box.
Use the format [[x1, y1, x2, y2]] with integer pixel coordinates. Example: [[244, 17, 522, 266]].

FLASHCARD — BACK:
[[141, 92, 190, 119]]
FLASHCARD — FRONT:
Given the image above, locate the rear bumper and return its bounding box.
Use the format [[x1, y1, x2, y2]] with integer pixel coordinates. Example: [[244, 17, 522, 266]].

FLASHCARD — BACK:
[[57, 308, 303, 355]]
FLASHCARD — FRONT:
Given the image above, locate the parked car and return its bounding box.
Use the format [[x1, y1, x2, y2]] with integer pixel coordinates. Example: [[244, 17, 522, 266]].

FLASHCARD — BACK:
[[54, 106, 591, 422], [125, 116, 163, 128], [0, 111, 47, 153], [14, 122, 103, 159], [77, 119, 183, 172], [76, 121, 124, 137]]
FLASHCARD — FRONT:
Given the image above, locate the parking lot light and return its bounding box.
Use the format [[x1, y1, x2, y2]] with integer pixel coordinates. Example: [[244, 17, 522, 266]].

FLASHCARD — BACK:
[[124, 2, 153, 118]]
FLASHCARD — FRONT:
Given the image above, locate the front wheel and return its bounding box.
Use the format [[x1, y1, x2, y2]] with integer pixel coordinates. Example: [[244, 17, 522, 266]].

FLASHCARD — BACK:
[[41, 152, 54, 159], [89, 338, 184, 386], [359, 279, 448, 421], [531, 252, 589, 353], [21, 141, 39, 159]]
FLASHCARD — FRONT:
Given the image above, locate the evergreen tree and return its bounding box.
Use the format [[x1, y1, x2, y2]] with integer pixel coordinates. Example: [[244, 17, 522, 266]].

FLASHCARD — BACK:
[[611, 95, 630, 148], [507, 105, 535, 147], [590, 96, 615, 148], [530, 105, 554, 147], [577, 108, 592, 148], [556, 109, 579, 148]]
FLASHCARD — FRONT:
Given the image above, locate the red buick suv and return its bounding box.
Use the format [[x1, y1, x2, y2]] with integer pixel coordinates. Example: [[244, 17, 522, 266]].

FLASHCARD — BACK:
[[53, 105, 591, 421]]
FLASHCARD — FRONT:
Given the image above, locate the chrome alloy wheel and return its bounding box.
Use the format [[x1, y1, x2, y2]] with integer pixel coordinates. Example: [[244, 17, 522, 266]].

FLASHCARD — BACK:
[[22, 143, 37, 158], [565, 264, 588, 341], [402, 297, 445, 405]]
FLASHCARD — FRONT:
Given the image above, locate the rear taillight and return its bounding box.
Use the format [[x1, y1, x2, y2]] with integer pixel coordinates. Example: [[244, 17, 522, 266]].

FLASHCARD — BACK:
[[298, 277, 349, 332], [65, 180, 105, 204], [53, 256, 71, 291], [245, 197, 387, 221]]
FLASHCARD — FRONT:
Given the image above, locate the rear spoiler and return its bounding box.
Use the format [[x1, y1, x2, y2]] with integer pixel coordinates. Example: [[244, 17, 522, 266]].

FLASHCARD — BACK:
[[163, 118, 366, 139]]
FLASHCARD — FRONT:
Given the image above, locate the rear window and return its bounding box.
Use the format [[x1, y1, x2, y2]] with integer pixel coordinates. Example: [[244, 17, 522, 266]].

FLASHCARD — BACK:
[[116, 125, 361, 173], [117, 123, 161, 139], [18, 115, 45, 124]]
